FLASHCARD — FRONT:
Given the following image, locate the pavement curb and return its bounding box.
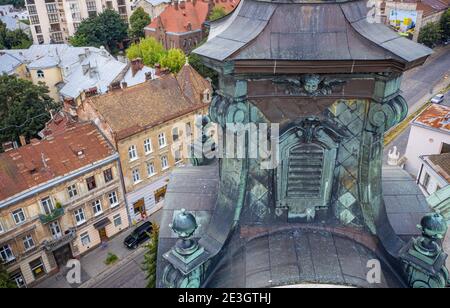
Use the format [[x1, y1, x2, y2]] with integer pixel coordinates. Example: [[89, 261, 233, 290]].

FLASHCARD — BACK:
[[79, 245, 146, 288]]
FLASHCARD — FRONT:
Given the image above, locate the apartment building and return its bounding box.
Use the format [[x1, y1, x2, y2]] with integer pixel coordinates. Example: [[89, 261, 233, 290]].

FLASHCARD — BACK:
[[25, 0, 133, 45], [77, 64, 212, 224], [0, 121, 129, 287], [0, 44, 154, 103]]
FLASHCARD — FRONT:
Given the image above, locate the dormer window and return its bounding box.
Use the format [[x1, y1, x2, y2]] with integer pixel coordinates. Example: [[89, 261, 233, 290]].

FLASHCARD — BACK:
[[37, 70, 44, 78], [203, 89, 211, 103]]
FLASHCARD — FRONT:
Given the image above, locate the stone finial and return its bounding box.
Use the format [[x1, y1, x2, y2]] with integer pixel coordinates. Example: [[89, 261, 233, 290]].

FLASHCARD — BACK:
[[387, 146, 400, 166]]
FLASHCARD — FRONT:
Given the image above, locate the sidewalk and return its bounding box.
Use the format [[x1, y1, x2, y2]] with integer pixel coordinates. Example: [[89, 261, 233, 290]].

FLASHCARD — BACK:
[[35, 209, 162, 288]]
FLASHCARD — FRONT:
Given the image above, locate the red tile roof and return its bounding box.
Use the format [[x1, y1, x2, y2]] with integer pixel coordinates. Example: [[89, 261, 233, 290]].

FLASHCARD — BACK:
[[0, 122, 115, 202], [147, 0, 239, 33], [413, 103, 450, 133], [427, 153, 450, 183], [417, 0, 449, 17]]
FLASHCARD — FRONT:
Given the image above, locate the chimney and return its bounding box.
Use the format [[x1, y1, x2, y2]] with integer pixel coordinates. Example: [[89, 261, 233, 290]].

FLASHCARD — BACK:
[[78, 53, 86, 62], [122, 81, 128, 89], [193, 0, 197, 5], [131, 58, 144, 77], [2, 141, 14, 152], [19, 135, 26, 147], [82, 63, 90, 75], [174, 0, 179, 10], [180, 0, 186, 9], [84, 47, 91, 57]]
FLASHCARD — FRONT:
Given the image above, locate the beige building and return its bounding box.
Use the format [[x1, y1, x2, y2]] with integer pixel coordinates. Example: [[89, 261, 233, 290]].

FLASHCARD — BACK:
[[0, 121, 129, 287], [76, 64, 212, 224], [25, 0, 133, 45], [1, 45, 155, 103], [132, 0, 170, 19]]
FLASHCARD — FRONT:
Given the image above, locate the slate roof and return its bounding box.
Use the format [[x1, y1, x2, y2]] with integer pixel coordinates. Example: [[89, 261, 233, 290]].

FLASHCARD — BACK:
[[418, 0, 449, 17], [0, 53, 22, 75], [85, 64, 211, 141], [412, 103, 450, 134], [194, 0, 432, 64], [427, 153, 450, 183], [0, 15, 29, 31], [0, 122, 115, 203]]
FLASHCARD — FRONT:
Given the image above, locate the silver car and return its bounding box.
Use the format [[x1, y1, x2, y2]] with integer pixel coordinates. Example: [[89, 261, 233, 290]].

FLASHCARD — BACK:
[[431, 94, 445, 104]]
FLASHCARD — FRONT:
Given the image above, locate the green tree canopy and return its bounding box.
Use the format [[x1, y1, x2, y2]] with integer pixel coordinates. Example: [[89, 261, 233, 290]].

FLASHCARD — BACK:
[[0, 263, 16, 289], [0, 21, 32, 49], [69, 10, 128, 53], [188, 52, 218, 87], [208, 6, 227, 21], [0, 75, 59, 147], [129, 7, 151, 40], [126, 37, 166, 66], [160, 48, 186, 73], [0, 0, 24, 9], [418, 21, 442, 47], [142, 224, 159, 288], [441, 8, 450, 40]]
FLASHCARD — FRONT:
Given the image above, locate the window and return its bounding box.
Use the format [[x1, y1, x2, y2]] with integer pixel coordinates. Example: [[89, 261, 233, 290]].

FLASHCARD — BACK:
[[67, 184, 78, 199], [48, 13, 59, 23], [108, 191, 119, 207], [0, 245, 14, 263], [92, 200, 103, 216], [29, 15, 39, 24], [37, 35, 44, 44], [174, 148, 182, 163], [186, 122, 192, 137], [80, 232, 91, 246], [0, 220, 3, 233], [29, 258, 46, 279], [172, 127, 179, 142], [49, 221, 62, 239], [37, 70, 44, 78], [113, 214, 122, 227], [128, 145, 137, 160], [161, 155, 169, 170], [46, 3, 57, 13], [423, 173, 431, 190], [86, 176, 96, 191], [34, 25, 41, 33], [27, 4, 37, 14], [132, 169, 141, 183], [10, 271, 26, 288], [74, 208, 86, 225], [23, 235, 35, 251], [50, 32, 64, 43], [12, 209, 26, 225], [144, 138, 152, 154], [147, 162, 156, 176], [41, 197, 54, 215], [158, 133, 166, 148], [86, 0, 97, 11], [442, 143, 450, 154], [154, 185, 167, 203], [73, 22, 80, 31], [87, 10, 97, 18], [103, 168, 113, 183]]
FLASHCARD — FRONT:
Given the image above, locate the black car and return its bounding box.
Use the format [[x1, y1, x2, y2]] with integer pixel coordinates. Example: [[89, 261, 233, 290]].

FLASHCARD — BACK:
[[124, 221, 153, 249]]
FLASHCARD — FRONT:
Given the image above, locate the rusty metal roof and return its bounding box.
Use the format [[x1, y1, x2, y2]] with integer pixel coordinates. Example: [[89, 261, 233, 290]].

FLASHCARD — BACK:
[[413, 103, 450, 133], [194, 0, 432, 65]]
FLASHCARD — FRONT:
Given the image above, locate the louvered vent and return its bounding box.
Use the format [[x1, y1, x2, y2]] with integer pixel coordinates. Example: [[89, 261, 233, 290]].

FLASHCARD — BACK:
[[287, 144, 324, 198]]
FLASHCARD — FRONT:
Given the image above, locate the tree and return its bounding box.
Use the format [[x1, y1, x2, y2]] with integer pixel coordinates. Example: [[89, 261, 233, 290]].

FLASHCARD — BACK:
[[160, 48, 186, 73], [208, 6, 227, 21], [69, 10, 128, 53], [418, 22, 442, 47], [441, 9, 450, 40], [129, 7, 151, 40], [0, 21, 32, 50], [0, 263, 16, 289], [188, 52, 218, 87], [0, 0, 24, 9], [142, 224, 159, 288], [126, 37, 166, 66], [0, 75, 59, 147]]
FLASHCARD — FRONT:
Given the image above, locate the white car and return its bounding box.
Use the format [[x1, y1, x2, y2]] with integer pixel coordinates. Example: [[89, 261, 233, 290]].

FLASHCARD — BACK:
[[431, 94, 445, 104]]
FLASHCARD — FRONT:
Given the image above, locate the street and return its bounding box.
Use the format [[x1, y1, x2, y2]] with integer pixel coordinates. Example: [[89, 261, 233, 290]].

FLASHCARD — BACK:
[[383, 45, 450, 164]]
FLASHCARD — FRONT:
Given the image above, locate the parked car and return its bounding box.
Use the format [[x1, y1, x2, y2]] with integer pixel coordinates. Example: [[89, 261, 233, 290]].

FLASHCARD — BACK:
[[124, 221, 153, 249], [431, 94, 445, 104]]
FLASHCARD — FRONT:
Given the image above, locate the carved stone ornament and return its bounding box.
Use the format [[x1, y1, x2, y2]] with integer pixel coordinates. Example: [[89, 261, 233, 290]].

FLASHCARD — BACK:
[[273, 74, 346, 96]]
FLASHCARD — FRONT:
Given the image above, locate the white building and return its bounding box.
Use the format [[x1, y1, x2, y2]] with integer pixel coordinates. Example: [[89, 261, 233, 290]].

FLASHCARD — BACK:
[[404, 103, 450, 178], [132, 0, 170, 19], [417, 153, 450, 196], [25, 0, 133, 45]]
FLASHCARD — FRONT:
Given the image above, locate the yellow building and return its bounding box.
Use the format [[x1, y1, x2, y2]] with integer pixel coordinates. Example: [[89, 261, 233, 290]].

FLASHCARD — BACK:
[[76, 64, 212, 224], [0, 121, 129, 287]]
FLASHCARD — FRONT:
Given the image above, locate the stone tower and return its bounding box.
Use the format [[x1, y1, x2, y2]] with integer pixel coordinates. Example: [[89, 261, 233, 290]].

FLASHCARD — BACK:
[[156, 0, 450, 288]]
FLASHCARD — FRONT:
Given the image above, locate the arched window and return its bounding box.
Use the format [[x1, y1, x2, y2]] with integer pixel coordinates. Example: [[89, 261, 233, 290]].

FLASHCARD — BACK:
[[37, 70, 44, 78]]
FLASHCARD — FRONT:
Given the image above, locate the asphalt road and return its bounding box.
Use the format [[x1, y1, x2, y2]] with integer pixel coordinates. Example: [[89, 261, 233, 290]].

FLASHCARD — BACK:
[[384, 45, 450, 164]]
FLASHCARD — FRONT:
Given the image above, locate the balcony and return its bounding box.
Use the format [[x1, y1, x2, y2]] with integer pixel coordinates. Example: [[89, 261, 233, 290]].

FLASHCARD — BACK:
[[43, 228, 76, 251], [39, 207, 64, 224]]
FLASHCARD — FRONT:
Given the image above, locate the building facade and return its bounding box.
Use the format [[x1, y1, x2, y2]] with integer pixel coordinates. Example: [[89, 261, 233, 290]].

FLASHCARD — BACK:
[[76, 64, 212, 224], [0, 122, 129, 287], [405, 104, 450, 177], [144, 0, 239, 54], [132, 0, 171, 19], [417, 153, 450, 196], [25, 0, 133, 45]]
